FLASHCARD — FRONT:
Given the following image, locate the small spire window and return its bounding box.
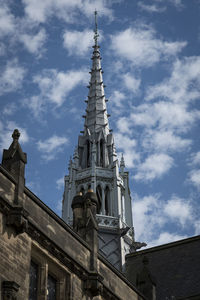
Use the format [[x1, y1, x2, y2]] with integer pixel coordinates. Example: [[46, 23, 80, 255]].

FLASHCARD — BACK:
[[105, 186, 110, 215], [96, 185, 102, 213], [87, 140, 90, 167], [100, 139, 104, 167]]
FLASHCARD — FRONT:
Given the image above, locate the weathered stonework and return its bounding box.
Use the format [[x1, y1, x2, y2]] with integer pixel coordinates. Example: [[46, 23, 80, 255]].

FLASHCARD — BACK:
[[0, 132, 145, 300]]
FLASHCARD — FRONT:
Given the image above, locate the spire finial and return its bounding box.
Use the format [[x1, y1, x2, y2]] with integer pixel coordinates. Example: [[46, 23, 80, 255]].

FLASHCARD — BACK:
[[94, 10, 99, 46], [120, 153, 125, 167]]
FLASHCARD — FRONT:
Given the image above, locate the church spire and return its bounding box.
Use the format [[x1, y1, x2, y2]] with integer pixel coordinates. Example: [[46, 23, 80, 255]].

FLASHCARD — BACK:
[[62, 14, 135, 271], [83, 11, 110, 137]]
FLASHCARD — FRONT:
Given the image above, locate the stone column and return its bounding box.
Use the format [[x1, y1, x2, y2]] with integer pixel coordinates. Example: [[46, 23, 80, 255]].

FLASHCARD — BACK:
[[40, 262, 48, 300]]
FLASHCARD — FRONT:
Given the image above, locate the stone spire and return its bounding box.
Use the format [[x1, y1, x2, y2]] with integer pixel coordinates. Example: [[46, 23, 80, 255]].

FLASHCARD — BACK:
[[62, 13, 135, 271], [83, 10, 110, 137]]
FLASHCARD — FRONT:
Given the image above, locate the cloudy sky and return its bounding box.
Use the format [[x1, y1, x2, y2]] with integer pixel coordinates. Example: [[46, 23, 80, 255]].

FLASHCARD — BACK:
[[0, 0, 200, 248]]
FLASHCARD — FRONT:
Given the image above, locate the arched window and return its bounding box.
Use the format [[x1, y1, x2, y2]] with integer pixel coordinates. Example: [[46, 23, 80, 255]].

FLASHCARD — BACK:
[[121, 192, 125, 222], [100, 139, 104, 167], [105, 186, 110, 215], [96, 185, 102, 213], [87, 140, 90, 167]]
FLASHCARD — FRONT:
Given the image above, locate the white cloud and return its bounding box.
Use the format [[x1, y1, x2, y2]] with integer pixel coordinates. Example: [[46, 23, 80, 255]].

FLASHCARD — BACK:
[[110, 58, 200, 182], [123, 73, 141, 94], [143, 129, 191, 152], [110, 90, 126, 109], [37, 135, 69, 161], [187, 151, 200, 191], [132, 102, 199, 133], [0, 2, 47, 57], [22, 0, 112, 23], [164, 196, 192, 227], [133, 194, 165, 243], [0, 43, 5, 55], [116, 117, 132, 134], [194, 221, 200, 235], [188, 169, 200, 190], [189, 151, 200, 166], [133, 193, 194, 246], [110, 24, 186, 68], [20, 28, 47, 55], [156, 0, 184, 9], [146, 56, 200, 103], [0, 3, 15, 37], [63, 29, 94, 56], [2, 103, 17, 116], [0, 60, 26, 95], [168, 0, 184, 9], [56, 177, 64, 190], [0, 121, 29, 152], [115, 132, 139, 168], [80, 0, 113, 19], [22, 95, 45, 119], [148, 232, 188, 248], [138, 2, 166, 13], [55, 198, 62, 215], [33, 68, 88, 106], [135, 153, 174, 181], [24, 68, 88, 117]]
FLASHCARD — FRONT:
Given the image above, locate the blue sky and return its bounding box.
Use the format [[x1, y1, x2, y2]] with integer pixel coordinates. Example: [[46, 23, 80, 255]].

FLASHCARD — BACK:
[[0, 0, 200, 247]]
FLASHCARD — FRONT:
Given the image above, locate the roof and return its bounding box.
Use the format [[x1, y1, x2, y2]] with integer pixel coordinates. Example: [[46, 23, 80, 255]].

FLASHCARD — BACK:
[[126, 235, 200, 300]]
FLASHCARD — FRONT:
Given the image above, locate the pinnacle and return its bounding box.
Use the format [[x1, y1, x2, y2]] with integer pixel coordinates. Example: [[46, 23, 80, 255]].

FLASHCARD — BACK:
[[12, 129, 20, 141]]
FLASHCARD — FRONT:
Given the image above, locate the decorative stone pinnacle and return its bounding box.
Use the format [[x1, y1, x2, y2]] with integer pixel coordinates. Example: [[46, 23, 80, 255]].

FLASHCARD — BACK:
[[12, 129, 20, 141], [120, 153, 125, 168]]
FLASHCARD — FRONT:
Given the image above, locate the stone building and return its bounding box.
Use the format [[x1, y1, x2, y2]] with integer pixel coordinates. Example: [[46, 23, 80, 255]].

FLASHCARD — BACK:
[[0, 129, 145, 299]]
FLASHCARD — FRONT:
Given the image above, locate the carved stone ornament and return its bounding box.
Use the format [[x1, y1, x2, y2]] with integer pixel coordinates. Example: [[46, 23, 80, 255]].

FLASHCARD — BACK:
[[2, 281, 20, 300], [6, 206, 29, 234]]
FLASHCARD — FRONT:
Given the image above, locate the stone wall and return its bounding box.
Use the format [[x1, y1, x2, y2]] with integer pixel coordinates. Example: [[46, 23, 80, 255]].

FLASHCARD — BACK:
[[0, 165, 144, 300]]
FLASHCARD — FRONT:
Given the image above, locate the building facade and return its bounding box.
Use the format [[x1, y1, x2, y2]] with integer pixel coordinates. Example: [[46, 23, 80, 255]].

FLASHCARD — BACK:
[[62, 14, 134, 271], [0, 129, 145, 300]]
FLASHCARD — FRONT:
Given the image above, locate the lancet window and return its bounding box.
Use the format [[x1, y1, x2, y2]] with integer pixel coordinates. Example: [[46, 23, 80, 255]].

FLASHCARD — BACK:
[[96, 185, 102, 207], [100, 139, 104, 167], [86, 140, 90, 167], [47, 274, 57, 300], [105, 186, 110, 215], [29, 260, 38, 300]]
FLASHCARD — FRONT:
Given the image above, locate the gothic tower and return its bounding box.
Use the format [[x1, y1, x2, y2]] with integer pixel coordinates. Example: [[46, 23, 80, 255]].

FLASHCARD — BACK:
[[62, 12, 134, 270]]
